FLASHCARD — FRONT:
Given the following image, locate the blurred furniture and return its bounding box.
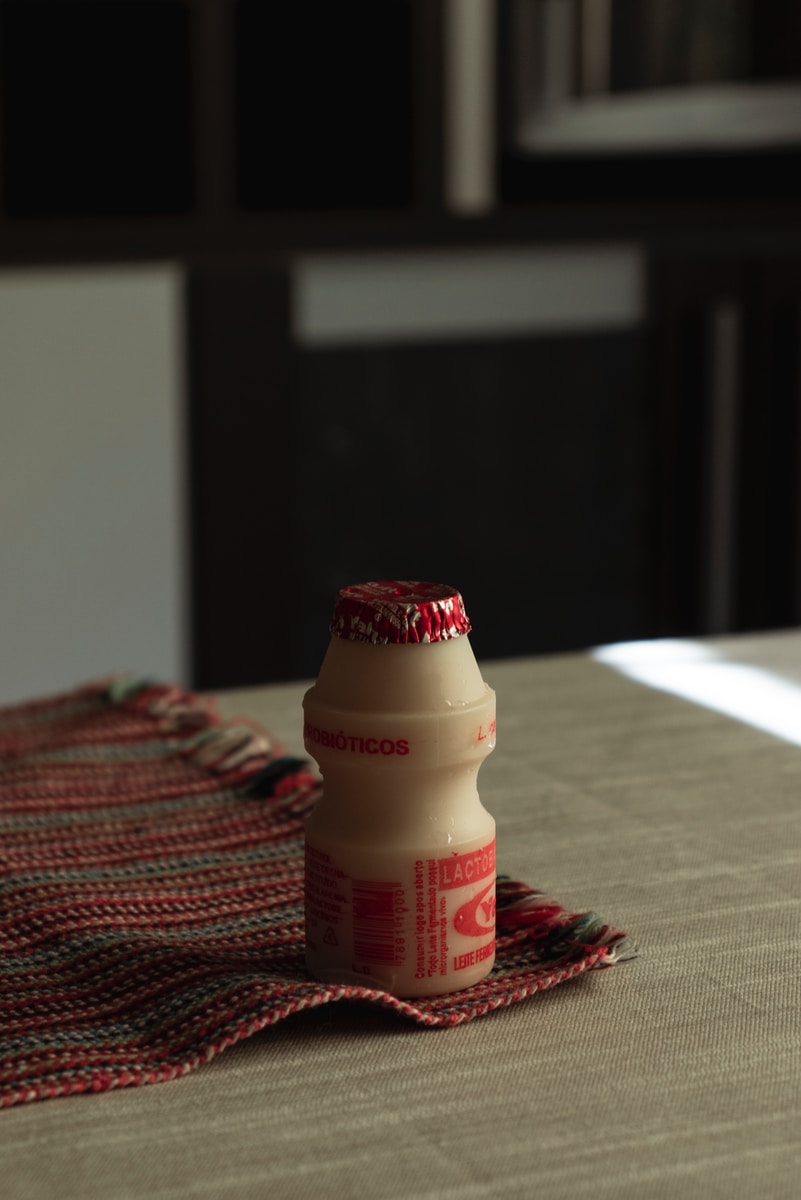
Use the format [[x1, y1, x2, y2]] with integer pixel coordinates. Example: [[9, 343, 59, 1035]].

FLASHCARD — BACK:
[[1, 1, 800, 688]]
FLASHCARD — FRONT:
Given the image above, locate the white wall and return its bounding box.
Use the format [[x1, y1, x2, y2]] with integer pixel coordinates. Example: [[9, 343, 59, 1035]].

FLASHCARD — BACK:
[[293, 244, 644, 345], [0, 266, 187, 705]]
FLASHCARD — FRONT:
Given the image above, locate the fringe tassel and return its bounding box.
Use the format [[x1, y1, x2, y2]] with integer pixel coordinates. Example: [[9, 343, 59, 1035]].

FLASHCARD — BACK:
[[180, 725, 274, 772], [104, 675, 278, 778], [496, 877, 638, 965]]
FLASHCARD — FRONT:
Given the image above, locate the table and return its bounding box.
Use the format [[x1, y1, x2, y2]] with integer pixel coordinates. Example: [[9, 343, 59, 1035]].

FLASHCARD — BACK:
[[2, 631, 800, 1198]]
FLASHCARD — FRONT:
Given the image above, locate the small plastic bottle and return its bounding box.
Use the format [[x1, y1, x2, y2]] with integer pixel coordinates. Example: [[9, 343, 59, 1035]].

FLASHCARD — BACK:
[[303, 580, 497, 997]]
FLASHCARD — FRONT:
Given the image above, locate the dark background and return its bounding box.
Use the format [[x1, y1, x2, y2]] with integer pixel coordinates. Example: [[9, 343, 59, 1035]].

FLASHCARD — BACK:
[[2, 0, 800, 686]]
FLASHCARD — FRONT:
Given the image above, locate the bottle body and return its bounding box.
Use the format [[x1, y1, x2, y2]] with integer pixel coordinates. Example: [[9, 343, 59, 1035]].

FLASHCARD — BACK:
[[303, 584, 497, 997]]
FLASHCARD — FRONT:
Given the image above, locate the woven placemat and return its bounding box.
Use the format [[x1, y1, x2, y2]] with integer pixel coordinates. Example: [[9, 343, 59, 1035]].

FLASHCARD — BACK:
[[0, 677, 635, 1107]]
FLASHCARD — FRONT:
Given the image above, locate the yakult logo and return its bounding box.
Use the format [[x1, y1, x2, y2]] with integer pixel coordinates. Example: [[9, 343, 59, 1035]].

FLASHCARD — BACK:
[[454, 880, 496, 938]]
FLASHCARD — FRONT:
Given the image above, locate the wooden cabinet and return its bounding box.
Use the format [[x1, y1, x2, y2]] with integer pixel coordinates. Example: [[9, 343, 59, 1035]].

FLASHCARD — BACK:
[[2, 1, 799, 686]]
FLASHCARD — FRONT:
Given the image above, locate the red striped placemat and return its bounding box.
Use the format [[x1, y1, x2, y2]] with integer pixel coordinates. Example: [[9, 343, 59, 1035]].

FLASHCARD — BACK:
[[0, 677, 634, 1107]]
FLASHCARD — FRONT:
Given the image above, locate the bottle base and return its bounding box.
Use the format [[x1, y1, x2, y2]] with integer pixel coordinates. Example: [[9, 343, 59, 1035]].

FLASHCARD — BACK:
[[306, 954, 495, 999]]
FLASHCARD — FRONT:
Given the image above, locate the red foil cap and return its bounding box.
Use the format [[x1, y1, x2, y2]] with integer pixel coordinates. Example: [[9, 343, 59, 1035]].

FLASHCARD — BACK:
[[331, 581, 472, 645]]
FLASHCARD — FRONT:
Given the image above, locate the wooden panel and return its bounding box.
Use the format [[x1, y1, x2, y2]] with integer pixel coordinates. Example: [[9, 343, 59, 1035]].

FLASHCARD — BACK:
[[185, 265, 294, 688], [652, 253, 801, 636], [737, 260, 801, 628], [651, 258, 745, 634], [287, 330, 654, 678]]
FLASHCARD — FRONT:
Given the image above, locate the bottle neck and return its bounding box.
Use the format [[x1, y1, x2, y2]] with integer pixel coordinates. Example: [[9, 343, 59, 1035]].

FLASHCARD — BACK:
[[311, 634, 488, 714]]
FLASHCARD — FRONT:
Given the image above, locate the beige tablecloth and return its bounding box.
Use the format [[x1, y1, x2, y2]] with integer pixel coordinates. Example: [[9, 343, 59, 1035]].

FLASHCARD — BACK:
[[2, 631, 800, 1198]]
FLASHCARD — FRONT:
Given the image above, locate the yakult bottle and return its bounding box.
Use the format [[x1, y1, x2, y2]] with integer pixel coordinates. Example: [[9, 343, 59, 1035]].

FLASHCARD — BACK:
[[303, 581, 497, 997]]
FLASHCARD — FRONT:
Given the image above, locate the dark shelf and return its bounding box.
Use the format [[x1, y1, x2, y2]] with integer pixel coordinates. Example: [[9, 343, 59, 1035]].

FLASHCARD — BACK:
[[1, 1, 193, 218], [234, 3, 415, 212]]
